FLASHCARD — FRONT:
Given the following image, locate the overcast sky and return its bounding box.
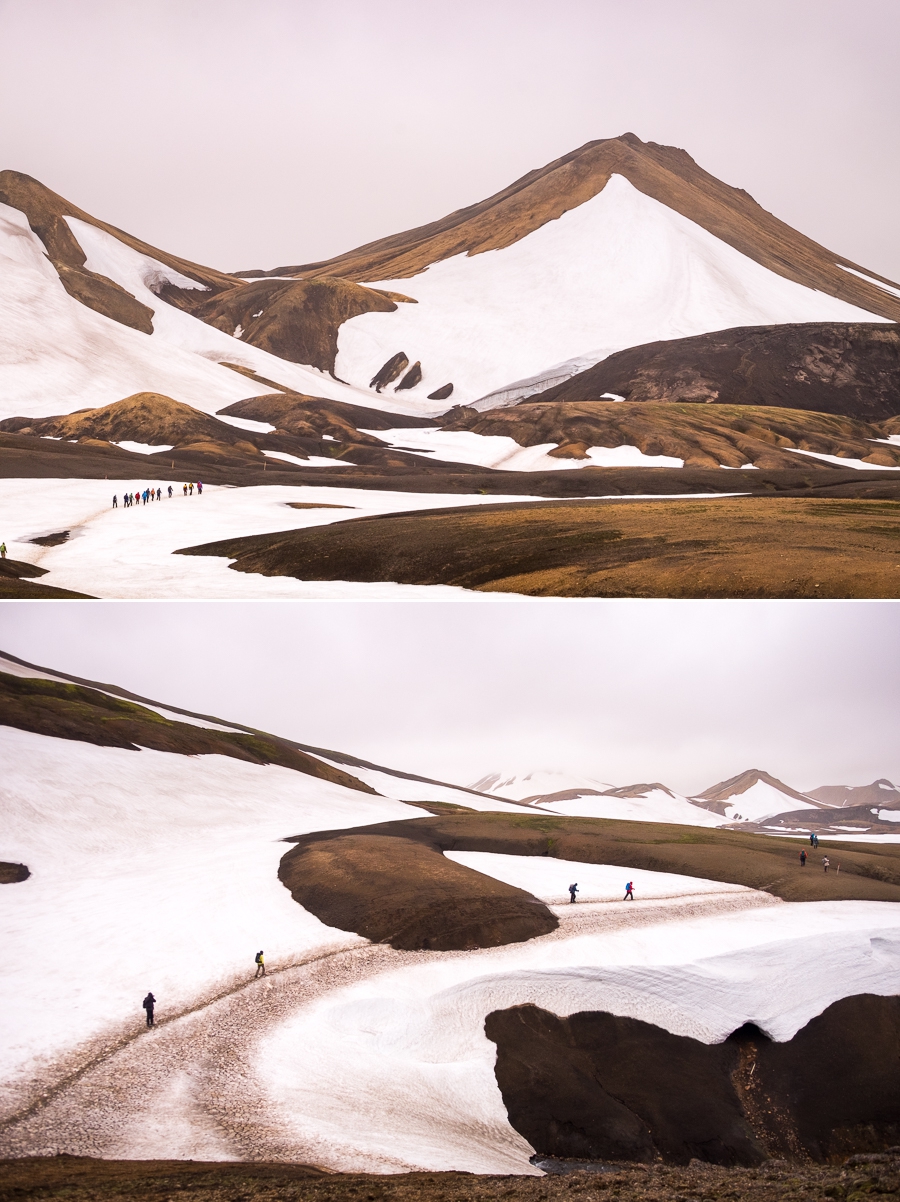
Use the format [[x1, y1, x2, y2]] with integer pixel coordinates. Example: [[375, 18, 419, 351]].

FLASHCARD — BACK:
[[1, 601, 897, 795], [1, 0, 898, 278]]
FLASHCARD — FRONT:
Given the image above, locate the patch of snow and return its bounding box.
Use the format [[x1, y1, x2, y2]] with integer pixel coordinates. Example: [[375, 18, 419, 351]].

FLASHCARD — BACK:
[[876, 810, 900, 823], [717, 780, 819, 823], [837, 264, 900, 300], [262, 450, 355, 468], [0, 725, 422, 1083], [335, 174, 887, 406], [472, 769, 613, 801], [362, 427, 683, 470], [600, 392, 626, 402], [113, 440, 175, 455], [233, 324, 244, 339], [789, 448, 900, 470], [214, 414, 277, 433], [444, 851, 752, 904], [871, 435, 900, 447], [0, 478, 546, 599], [311, 759, 530, 813]]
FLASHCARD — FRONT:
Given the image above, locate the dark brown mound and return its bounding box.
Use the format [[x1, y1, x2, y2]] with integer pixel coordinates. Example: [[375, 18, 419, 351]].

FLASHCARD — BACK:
[[279, 832, 557, 950], [0, 672, 373, 793], [396, 361, 423, 391], [28, 531, 69, 547], [238, 133, 900, 324], [428, 383, 454, 401], [486, 995, 900, 1166], [526, 324, 900, 422], [0, 862, 30, 884], [186, 277, 413, 374], [0, 557, 48, 579], [176, 495, 900, 599], [218, 393, 435, 438], [281, 813, 900, 947], [0, 570, 93, 599], [440, 401, 900, 468], [808, 778, 900, 807], [370, 351, 410, 391], [4, 1158, 900, 1202]]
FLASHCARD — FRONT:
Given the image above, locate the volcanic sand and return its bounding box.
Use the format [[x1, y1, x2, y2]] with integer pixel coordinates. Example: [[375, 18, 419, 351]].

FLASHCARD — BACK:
[[180, 496, 900, 598]]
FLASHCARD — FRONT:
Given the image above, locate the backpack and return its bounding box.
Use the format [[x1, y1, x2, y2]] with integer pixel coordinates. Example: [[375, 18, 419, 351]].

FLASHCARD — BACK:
[[255, 952, 262, 964]]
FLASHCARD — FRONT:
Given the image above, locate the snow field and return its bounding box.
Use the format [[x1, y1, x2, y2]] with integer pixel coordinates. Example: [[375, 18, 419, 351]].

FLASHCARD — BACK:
[[361, 427, 684, 471], [310, 759, 533, 813], [335, 174, 886, 406], [0, 479, 546, 599], [255, 897, 900, 1172], [717, 779, 819, 823], [0, 725, 423, 1089], [443, 851, 750, 903], [471, 768, 614, 800], [541, 789, 728, 827]]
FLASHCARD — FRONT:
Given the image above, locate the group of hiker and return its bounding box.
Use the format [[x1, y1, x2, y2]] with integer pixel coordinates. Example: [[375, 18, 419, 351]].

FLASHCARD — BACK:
[[142, 949, 265, 1029], [113, 482, 202, 508], [568, 881, 634, 903]]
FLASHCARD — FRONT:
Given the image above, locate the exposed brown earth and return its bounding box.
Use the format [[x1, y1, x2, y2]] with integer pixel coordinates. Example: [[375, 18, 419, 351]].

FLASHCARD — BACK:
[[279, 813, 900, 951], [0, 558, 93, 598], [810, 780, 900, 807], [4, 1156, 900, 1202], [184, 277, 414, 374], [0, 862, 29, 884], [177, 496, 900, 598], [279, 832, 558, 950], [0, 672, 373, 793], [237, 134, 900, 325], [526, 323, 900, 421], [742, 803, 900, 835], [487, 996, 900, 1166], [218, 392, 434, 437], [441, 400, 900, 468]]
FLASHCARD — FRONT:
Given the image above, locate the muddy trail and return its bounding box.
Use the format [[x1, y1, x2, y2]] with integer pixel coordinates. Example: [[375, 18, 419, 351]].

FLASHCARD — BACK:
[[0, 891, 778, 1167]]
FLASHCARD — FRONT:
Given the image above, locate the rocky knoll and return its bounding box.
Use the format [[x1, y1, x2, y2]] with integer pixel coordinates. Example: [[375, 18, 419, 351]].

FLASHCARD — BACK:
[[486, 995, 900, 1165], [526, 323, 900, 422], [439, 400, 900, 469]]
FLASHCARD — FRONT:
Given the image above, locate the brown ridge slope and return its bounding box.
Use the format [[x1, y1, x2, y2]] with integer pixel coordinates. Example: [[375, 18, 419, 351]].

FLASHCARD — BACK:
[[0, 171, 237, 331], [440, 401, 900, 469], [239, 134, 900, 323], [0, 672, 374, 793], [177, 495, 900, 599], [0, 558, 92, 599], [694, 769, 819, 812], [527, 323, 900, 421], [218, 393, 435, 437], [187, 277, 415, 374], [279, 813, 900, 951], [487, 996, 900, 1166]]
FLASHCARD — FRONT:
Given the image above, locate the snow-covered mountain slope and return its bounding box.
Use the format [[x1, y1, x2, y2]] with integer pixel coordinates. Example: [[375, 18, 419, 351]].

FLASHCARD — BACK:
[[692, 769, 822, 823], [333, 175, 887, 406], [470, 769, 614, 802], [539, 787, 728, 828]]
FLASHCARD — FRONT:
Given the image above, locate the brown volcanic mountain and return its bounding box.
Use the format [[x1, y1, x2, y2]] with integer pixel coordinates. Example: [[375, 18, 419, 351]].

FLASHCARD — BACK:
[[524, 322, 900, 421], [692, 769, 821, 815], [238, 133, 900, 324], [806, 778, 900, 808]]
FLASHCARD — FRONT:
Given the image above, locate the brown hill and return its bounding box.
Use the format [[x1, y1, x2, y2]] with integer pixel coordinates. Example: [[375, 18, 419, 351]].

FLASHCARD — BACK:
[[526, 322, 900, 421], [692, 769, 818, 813], [439, 401, 900, 469], [238, 133, 900, 324], [807, 778, 900, 808], [217, 393, 435, 440], [0, 393, 251, 448]]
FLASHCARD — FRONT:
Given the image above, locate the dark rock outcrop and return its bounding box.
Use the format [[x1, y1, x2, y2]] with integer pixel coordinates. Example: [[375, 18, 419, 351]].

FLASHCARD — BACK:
[[486, 995, 900, 1165], [427, 383, 454, 401], [370, 352, 409, 391], [395, 361, 422, 391], [0, 862, 30, 883]]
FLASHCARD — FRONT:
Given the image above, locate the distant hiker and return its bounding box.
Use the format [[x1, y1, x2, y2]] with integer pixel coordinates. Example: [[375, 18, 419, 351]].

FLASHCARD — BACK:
[[822, 856, 830, 872], [568, 883, 579, 904], [156, 487, 161, 501], [167, 485, 173, 498], [799, 849, 807, 866], [624, 881, 634, 901], [197, 481, 203, 495], [255, 950, 266, 978], [809, 832, 815, 846], [189, 482, 194, 495], [112, 494, 117, 508], [142, 992, 156, 1028], [0, 542, 6, 558], [812, 833, 819, 849], [183, 483, 188, 496]]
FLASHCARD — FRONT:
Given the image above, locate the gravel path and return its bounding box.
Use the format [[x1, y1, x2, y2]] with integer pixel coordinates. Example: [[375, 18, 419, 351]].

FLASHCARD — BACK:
[[0, 889, 778, 1165]]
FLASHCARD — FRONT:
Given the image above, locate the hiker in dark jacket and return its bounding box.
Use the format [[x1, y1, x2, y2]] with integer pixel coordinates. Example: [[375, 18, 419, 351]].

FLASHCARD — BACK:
[[800, 849, 807, 866], [142, 992, 156, 1028], [255, 950, 266, 978], [568, 883, 579, 904]]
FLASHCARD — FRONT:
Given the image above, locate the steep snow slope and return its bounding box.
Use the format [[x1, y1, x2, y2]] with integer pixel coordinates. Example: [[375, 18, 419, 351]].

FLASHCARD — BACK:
[[471, 769, 613, 801], [0, 204, 419, 422], [709, 780, 821, 823], [335, 175, 887, 406], [0, 725, 420, 1085]]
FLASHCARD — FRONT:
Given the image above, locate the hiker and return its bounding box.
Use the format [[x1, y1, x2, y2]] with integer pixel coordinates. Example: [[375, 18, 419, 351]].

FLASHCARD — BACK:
[[156, 487, 161, 501], [568, 883, 579, 904], [0, 542, 6, 558], [112, 494, 117, 508], [168, 485, 173, 498], [809, 832, 815, 846], [624, 881, 634, 901], [142, 991, 156, 1028], [183, 483, 188, 496], [189, 482, 194, 495], [197, 481, 203, 495], [255, 950, 266, 978], [822, 856, 830, 872], [799, 849, 807, 866], [812, 833, 819, 849]]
